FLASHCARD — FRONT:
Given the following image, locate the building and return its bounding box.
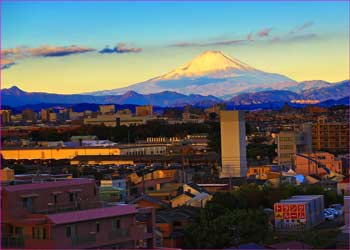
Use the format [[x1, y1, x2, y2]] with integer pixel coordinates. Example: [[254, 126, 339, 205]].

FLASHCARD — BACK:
[[101, 178, 128, 201], [274, 195, 324, 231], [170, 183, 212, 208], [130, 194, 169, 209], [84, 114, 118, 127], [40, 109, 49, 122], [312, 118, 350, 153], [294, 152, 343, 176], [84, 114, 149, 127], [48, 112, 57, 122], [1, 144, 167, 161], [22, 109, 37, 122], [68, 109, 85, 121], [99, 105, 115, 114], [1, 109, 12, 124], [136, 105, 153, 117], [155, 207, 197, 248], [1, 178, 155, 249], [276, 123, 312, 169], [220, 110, 247, 178], [247, 165, 281, 180]]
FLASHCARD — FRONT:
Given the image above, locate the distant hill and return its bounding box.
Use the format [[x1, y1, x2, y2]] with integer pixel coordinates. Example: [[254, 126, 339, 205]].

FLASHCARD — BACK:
[[0, 86, 221, 107]]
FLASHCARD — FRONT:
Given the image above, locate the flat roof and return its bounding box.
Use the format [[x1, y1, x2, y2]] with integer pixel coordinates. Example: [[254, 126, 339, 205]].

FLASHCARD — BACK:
[[2, 144, 166, 150], [47, 205, 136, 225]]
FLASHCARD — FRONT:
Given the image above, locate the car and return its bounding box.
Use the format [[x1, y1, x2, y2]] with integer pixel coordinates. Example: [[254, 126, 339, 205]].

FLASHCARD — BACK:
[[326, 208, 339, 217], [324, 210, 335, 221], [330, 204, 344, 215]]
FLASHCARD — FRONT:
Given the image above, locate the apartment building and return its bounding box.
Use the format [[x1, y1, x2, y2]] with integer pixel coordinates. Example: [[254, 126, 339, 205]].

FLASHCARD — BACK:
[[312, 118, 350, 153], [276, 123, 312, 169], [1, 178, 155, 249], [1, 109, 12, 124], [99, 104, 115, 114], [136, 105, 153, 117], [294, 152, 343, 176]]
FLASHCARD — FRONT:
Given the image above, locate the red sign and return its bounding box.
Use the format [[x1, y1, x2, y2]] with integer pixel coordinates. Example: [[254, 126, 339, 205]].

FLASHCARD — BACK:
[[275, 204, 282, 213], [275, 203, 307, 221], [290, 213, 298, 219], [290, 204, 298, 213], [283, 205, 290, 213]]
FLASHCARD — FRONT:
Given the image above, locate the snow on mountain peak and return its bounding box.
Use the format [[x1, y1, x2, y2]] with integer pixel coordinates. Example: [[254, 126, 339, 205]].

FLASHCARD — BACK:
[[156, 50, 256, 80]]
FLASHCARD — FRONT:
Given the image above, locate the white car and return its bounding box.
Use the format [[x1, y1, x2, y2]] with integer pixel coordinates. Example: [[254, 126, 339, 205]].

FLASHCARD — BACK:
[[330, 204, 344, 215], [325, 208, 339, 217], [324, 210, 335, 221]]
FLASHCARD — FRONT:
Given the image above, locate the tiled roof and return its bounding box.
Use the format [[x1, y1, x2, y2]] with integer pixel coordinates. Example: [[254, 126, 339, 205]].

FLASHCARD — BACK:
[[47, 205, 136, 225], [3, 178, 94, 192], [130, 194, 169, 207]]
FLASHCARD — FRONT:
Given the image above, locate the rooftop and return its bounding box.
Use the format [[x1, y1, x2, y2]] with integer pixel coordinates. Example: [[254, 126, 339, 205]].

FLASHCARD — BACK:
[[47, 205, 136, 225], [3, 178, 94, 192]]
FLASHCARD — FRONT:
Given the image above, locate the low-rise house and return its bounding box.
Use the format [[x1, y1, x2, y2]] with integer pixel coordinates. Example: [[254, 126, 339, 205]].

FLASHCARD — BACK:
[[170, 183, 212, 208], [156, 207, 197, 248], [130, 194, 169, 209]]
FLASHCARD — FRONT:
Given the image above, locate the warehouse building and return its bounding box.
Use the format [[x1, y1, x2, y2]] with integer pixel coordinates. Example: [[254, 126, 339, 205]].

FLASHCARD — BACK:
[[274, 195, 324, 231]]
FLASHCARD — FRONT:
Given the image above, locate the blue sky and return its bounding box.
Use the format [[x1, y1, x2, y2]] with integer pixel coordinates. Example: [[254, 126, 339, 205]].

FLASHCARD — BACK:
[[1, 1, 349, 93]]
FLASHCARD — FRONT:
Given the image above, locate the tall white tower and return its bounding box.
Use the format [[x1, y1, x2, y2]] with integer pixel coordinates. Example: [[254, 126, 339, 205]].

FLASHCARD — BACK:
[[220, 110, 247, 178]]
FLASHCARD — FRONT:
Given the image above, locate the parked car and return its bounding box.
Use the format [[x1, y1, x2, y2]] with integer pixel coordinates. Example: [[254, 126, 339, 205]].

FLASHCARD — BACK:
[[330, 204, 344, 215], [324, 210, 335, 221], [326, 208, 339, 217]]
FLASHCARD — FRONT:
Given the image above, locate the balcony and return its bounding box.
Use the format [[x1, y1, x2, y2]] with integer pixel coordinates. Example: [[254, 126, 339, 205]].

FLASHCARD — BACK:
[[1, 236, 24, 249], [108, 229, 129, 240], [71, 234, 96, 247]]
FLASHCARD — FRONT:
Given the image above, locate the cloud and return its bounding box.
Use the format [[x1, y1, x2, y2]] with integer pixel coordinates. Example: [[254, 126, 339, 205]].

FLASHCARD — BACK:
[[170, 39, 247, 47], [257, 28, 272, 37], [288, 33, 318, 41], [1, 59, 16, 70], [1, 45, 95, 60], [99, 43, 142, 54], [269, 33, 318, 43], [290, 21, 314, 34]]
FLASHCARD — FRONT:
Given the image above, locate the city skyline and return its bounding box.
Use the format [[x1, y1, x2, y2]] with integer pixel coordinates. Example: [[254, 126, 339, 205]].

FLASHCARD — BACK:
[[1, 1, 349, 94]]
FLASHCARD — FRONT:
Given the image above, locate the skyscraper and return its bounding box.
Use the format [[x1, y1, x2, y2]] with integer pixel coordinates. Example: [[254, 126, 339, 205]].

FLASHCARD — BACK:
[[220, 110, 247, 178]]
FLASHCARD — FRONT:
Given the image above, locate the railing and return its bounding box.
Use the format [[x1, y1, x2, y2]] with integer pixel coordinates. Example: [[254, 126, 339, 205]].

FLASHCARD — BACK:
[[35, 201, 105, 214], [71, 234, 96, 247], [108, 229, 129, 240], [1, 236, 25, 249]]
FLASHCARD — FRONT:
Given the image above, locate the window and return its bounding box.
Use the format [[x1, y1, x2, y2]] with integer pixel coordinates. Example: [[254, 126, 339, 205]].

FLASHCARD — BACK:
[[32, 227, 40, 239], [22, 197, 33, 211], [53, 195, 58, 204], [42, 228, 47, 240], [66, 226, 72, 238], [96, 222, 100, 233], [112, 220, 120, 231], [69, 193, 74, 202]]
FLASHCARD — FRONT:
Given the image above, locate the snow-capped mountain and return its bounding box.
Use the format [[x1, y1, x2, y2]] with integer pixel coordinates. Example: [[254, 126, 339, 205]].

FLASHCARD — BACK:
[[88, 51, 299, 98]]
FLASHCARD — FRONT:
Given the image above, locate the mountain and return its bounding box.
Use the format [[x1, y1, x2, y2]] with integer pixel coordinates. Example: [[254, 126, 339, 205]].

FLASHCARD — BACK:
[[302, 80, 350, 101], [226, 80, 349, 105], [229, 90, 301, 105], [286, 80, 331, 93], [0, 86, 221, 107], [87, 51, 299, 98]]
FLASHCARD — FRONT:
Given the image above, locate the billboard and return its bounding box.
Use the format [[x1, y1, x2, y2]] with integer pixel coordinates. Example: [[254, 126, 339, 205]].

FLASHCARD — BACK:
[[274, 203, 306, 221]]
